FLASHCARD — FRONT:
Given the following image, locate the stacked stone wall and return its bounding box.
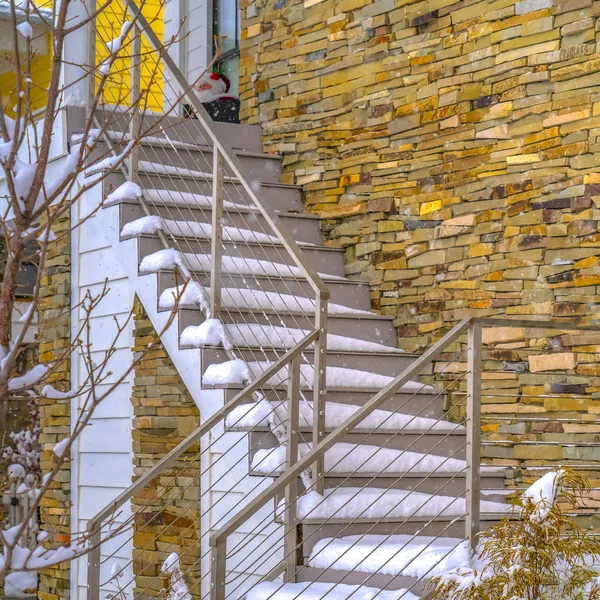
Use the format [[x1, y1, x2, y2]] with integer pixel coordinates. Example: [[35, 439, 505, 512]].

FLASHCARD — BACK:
[[130, 299, 201, 598], [240, 0, 600, 351], [38, 214, 72, 600]]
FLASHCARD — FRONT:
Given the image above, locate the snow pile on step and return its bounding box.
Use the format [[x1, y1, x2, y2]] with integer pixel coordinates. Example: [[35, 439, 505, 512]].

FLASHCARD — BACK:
[[139, 248, 190, 277], [121, 215, 281, 244], [160, 286, 372, 316], [308, 534, 470, 579], [246, 581, 418, 600], [106, 181, 143, 204], [286, 488, 510, 521], [252, 442, 479, 476], [180, 319, 232, 349], [181, 322, 403, 353], [178, 253, 342, 280], [225, 399, 462, 433], [121, 215, 163, 236], [247, 362, 435, 392], [203, 360, 434, 392], [144, 188, 244, 210], [203, 359, 250, 385], [139, 160, 210, 178], [158, 281, 209, 313]]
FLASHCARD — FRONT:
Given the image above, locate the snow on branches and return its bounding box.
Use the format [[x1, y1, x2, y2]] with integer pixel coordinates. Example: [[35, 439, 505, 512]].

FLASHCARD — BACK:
[[431, 469, 600, 600]]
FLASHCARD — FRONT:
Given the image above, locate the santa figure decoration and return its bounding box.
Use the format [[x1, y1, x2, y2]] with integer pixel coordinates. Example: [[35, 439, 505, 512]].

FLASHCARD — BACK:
[[192, 68, 240, 123]]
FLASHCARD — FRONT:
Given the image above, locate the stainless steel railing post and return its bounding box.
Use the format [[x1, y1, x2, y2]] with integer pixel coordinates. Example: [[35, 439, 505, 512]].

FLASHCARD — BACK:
[[284, 355, 301, 580], [128, 24, 141, 182], [465, 321, 482, 552], [312, 294, 328, 495], [86, 527, 101, 600], [210, 147, 224, 318]]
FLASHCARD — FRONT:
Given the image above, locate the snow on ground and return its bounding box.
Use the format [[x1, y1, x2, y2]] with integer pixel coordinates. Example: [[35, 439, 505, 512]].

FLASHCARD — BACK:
[[287, 488, 510, 521], [246, 581, 419, 600], [308, 534, 470, 579], [251, 442, 491, 476], [225, 399, 462, 433]]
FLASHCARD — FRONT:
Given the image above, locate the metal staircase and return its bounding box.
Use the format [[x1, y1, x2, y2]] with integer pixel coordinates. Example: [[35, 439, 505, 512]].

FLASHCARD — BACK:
[[83, 6, 600, 600]]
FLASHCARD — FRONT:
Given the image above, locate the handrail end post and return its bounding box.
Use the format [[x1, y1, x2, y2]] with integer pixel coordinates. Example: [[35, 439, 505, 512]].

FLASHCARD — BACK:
[[466, 321, 482, 553]]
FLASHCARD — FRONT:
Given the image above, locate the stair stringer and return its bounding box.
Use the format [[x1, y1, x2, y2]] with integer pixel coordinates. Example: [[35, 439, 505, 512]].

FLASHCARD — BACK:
[[96, 201, 283, 597]]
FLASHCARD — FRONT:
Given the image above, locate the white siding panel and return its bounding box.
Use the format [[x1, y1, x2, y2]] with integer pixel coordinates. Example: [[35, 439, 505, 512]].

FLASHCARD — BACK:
[[78, 453, 133, 488], [79, 247, 128, 286], [78, 279, 133, 318], [73, 199, 136, 599], [78, 216, 111, 253], [79, 314, 136, 349], [77, 349, 134, 385], [88, 384, 134, 419], [79, 418, 133, 453]]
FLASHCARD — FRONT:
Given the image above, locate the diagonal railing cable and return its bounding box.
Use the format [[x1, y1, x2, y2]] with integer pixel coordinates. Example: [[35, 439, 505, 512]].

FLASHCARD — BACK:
[[208, 317, 476, 600], [89, 0, 330, 484], [86, 330, 319, 600]]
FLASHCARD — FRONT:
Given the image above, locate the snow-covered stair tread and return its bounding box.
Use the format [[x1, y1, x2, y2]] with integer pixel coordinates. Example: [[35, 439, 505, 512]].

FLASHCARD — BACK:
[[203, 361, 436, 392], [251, 442, 503, 476], [181, 322, 405, 353], [140, 249, 346, 281], [159, 284, 375, 317], [122, 215, 282, 244], [105, 183, 248, 211], [246, 581, 419, 600], [307, 534, 470, 579], [281, 488, 510, 521], [225, 400, 463, 433]]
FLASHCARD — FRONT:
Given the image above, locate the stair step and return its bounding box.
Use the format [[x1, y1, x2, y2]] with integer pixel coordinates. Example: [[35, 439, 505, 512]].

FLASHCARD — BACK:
[[248, 429, 472, 472], [279, 487, 511, 524], [97, 134, 284, 184], [220, 388, 447, 419], [199, 348, 416, 380], [117, 194, 326, 245], [157, 270, 372, 312], [185, 323, 403, 354], [202, 362, 436, 393], [94, 108, 264, 151], [225, 400, 462, 434], [175, 307, 398, 347], [295, 569, 426, 595], [307, 534, 469, 583], [246, 580, 419, 600], [103, 169, 303, 212], [250, 443, 503, 479], [135, 234, 346, 278]]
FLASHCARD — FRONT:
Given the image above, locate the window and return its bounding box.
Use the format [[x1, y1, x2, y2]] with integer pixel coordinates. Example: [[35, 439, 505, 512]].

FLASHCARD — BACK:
[[213, 0, 240, 96]]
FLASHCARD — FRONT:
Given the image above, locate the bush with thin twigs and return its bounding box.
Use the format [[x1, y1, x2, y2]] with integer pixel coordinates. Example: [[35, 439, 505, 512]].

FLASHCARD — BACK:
[[431, 469, 600, 600]]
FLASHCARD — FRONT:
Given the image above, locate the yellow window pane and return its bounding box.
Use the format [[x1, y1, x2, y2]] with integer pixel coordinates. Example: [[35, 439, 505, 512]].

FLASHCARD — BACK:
[[95, 0, 164, 112]]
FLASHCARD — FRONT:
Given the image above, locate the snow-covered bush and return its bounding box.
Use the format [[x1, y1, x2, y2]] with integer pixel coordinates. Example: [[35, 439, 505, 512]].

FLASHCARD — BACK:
[[431, 469, 600, 600]]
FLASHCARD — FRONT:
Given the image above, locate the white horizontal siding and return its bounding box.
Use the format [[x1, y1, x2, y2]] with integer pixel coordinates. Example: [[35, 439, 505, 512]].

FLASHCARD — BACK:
[[72, 190, 135, 600]]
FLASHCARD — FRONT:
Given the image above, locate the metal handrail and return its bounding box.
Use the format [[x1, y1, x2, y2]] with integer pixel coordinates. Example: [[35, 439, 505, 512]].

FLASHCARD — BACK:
[[86, 329, 319, 600], [93, 1, 330, 487], [208, 318, 473, 557], [122, 0, 329, 302], [208, 315, 600, 599]]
